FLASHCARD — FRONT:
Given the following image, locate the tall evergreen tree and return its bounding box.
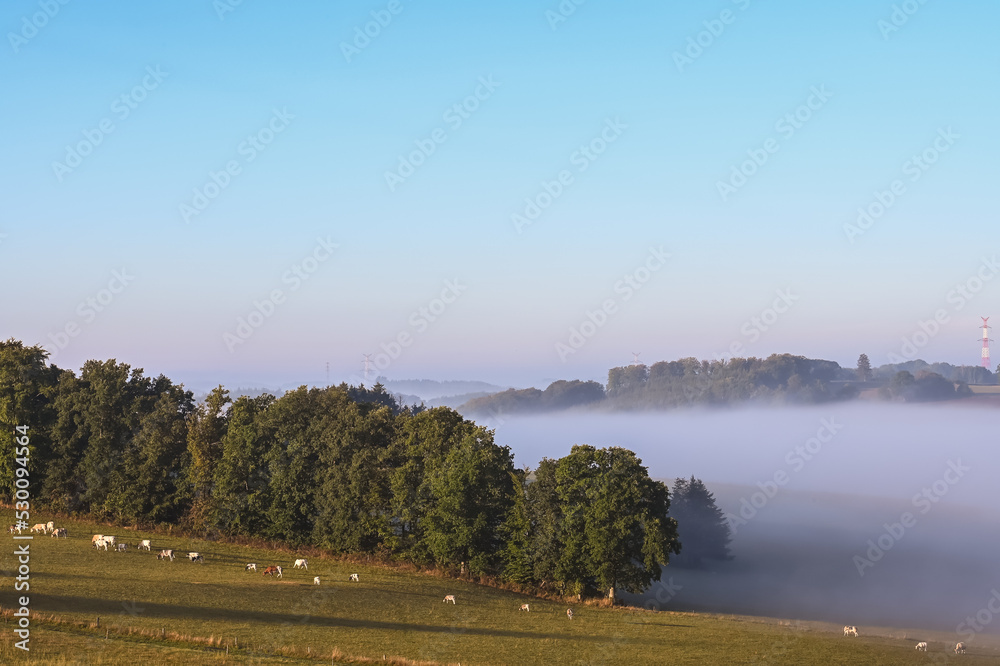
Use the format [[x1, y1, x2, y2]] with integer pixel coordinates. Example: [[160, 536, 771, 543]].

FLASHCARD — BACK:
[[669, 476, 732, 568]]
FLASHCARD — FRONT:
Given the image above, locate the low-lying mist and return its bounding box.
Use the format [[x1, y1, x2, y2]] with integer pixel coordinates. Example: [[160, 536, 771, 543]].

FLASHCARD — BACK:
[[491, 402, 1000, 638]]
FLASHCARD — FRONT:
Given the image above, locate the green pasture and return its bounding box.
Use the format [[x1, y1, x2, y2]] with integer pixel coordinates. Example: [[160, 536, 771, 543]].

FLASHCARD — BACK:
[[2, 517, 997, 664]]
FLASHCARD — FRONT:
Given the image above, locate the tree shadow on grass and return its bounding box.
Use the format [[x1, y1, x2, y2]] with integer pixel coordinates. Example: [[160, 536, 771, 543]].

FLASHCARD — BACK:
[[33, 593, 665, 642]]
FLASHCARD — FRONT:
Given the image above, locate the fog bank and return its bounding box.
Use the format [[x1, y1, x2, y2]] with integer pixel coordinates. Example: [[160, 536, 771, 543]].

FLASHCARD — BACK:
[[492, 402, 1000, 636]]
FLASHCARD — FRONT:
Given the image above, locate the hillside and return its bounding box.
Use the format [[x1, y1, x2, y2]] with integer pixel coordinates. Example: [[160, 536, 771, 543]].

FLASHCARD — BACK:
[[4, 516, 998, 665]]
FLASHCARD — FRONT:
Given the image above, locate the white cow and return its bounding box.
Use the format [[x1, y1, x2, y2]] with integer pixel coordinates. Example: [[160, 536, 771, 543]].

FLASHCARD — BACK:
[[314, 576, 321, 585], [349, 573, 359, 582], [30, 523, 47, 533], [566, 608, 574, 620], [293, 559, 308, 570], [103, 535, 117, 547], [138, 539, 151, 551], [8, 524, 22, 534], [955, 642, 966, 654], [46, 521, 55, 533], [275, 565, 283, 578], [245, 563, 257, 572], [188, 552, 204, 562], [915, 642, 928, 651], [519, 604, 530, 612], [843, 626, 858, 637], [443, 595, 456, 604], [157, 549, 174, 561]]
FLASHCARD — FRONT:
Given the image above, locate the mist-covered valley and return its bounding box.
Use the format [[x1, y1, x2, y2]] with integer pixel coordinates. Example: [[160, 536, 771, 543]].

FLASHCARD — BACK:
[[492, 403, 1000, 639]]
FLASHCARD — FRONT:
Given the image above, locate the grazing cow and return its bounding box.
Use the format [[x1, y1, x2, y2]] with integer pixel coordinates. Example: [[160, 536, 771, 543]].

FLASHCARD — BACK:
[[245, 563, 257, 572], [138, 539, 151, 551], [31, 523, 47, 533], [443, 595, 456, 604], [188, 552, 204, 562], [294, 558, 308, 570], [116, 543, 128, 552], [94, 537, 111, 551], [314, 576, 321, 585], [519, 604, 530, 612], [262, 566, 279, 577], [843, 626, 858, 637], [915, 642, 928, 651], [8, 525, 21, 534], [157, 549, 174, 561], [566, 608, 574, 620], [349, 573, 359, 582], [46, 521, 55, 533], [955, 642, 966, 654], [51, 528, 67, 538]]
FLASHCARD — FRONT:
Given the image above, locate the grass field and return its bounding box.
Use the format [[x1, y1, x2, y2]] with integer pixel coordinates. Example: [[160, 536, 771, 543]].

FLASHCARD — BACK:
[[3, 517, 998, 664]]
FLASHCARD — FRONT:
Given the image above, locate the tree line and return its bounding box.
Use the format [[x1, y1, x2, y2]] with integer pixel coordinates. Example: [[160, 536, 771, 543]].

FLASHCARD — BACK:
[[0, 339, 731, 598], [462, 353, 991, 417]]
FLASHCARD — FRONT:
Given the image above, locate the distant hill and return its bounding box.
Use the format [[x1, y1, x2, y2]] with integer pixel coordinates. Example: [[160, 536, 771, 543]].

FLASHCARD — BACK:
[[380, 378, 508, 401], [460, 354, 989, 417]]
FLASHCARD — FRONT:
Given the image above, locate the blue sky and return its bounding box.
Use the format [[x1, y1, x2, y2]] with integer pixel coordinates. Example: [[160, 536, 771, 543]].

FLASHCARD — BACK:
[[3, 0, 998, 390]]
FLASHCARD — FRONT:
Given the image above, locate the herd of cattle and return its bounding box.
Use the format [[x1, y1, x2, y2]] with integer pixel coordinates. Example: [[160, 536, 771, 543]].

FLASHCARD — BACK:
[[25, 521, 978, 648], [844, 626, 966, 654]]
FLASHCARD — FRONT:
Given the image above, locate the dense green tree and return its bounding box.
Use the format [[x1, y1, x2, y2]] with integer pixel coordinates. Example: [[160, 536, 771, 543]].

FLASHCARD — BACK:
[[499, 469, 534, 584], [212, 394, 275, 535], [311, 396, 399, 553], [262, 386, 329, 543], [0, 340, 59, 495], [104, 385, 194, 523], [525, 458, 563, 584], [185, 386, 231, 531], [75, 360, 157, 515], [390, 407, 476, 559], [553, 445, 679, 596], [669, 476, 732, 568], [422, 428, 516, 575]]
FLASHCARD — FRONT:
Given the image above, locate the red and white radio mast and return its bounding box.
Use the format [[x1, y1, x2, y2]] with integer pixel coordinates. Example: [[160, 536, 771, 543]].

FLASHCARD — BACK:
[[980, 317, 992, 369]]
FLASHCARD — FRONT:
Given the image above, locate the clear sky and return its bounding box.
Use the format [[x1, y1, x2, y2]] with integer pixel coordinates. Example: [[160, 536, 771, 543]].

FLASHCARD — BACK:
[[3, 0, 998, 391]]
